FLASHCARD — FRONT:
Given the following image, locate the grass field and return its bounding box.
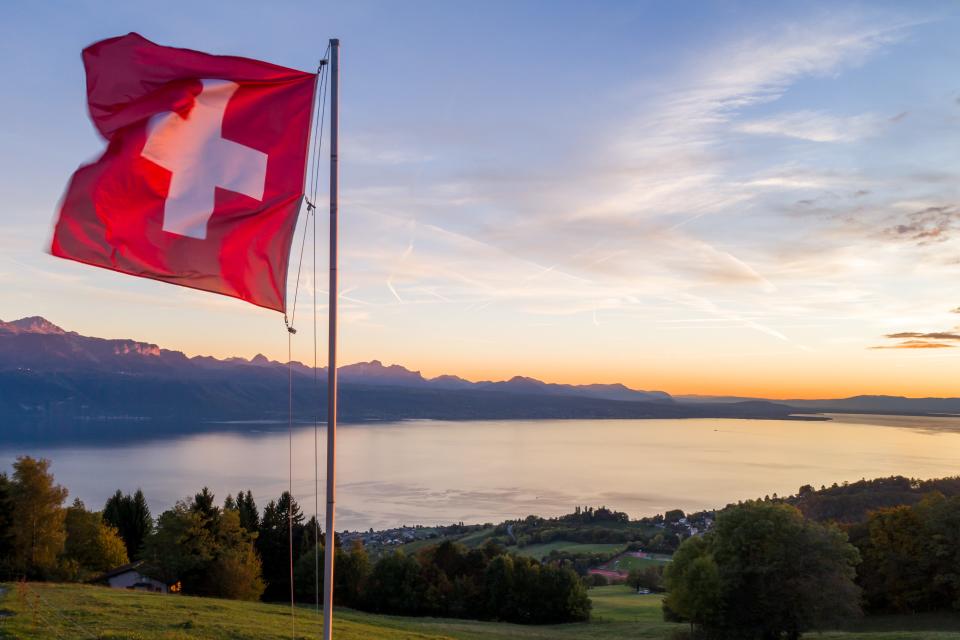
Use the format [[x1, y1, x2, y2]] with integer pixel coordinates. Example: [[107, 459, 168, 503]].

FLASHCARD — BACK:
[[397, 528, 497, 556], [600, 552, 672, 574], [512, 541, 627, 559], [2, 583, 960, 640], [0, 583, 677, 640]]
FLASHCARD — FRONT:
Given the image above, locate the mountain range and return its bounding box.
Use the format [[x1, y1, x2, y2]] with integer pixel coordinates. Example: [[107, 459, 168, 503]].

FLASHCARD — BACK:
[[1, 316, 956, 442]]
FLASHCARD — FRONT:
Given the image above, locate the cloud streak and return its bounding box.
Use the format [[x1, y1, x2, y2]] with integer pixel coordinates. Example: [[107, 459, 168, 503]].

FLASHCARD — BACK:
[[737, 110, 888, 143]]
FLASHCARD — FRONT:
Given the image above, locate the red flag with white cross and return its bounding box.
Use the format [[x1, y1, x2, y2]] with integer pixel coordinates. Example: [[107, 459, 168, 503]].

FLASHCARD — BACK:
[[51, 33, 316, 311]]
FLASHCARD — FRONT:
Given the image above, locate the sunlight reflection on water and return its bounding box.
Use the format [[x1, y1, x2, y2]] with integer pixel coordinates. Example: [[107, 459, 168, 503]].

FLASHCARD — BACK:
[[3, 415, 959, 530]]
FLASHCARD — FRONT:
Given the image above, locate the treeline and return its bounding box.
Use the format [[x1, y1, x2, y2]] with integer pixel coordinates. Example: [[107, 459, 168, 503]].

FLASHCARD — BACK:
[[354, 542, 589, 623], [663, 486, 960, 638], [789, 476, 960, 523], [0, 457, 589, 625], [851, 492, 960, 614], [499, 506, 683, 551], [147, 494, 591, 623], [0, 457, 130, 581]]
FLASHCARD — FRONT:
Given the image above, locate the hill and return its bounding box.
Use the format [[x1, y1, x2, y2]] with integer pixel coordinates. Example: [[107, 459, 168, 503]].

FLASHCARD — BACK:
[[678, 393, 960, 416], [2, 582, 958, 639]]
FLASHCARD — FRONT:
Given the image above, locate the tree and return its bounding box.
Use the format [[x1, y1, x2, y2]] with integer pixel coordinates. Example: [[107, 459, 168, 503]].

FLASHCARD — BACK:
[[141, 500, 264, 600], [205, 509, 265, 601], [627, 565, 662, 592], [141, 502, 214, 588], [208, 544, 265, 601], [190, 487, 220, 529], [663, 502, 861, 639], [365, 550, 426, 615], [9, 457, 68, 578], [337, 540, 371, 607], [102, 489, 152, 558], [0, 473, 15, 575], [63, 499, 128, 579], [130, 489, 152, 549], [236, 490, 260, 533], [258, 491, 305, 601], [664, 509, 685, 523], [663, 536, 721, 630], [292, 541, 370, 607], [854, 493, 960, 613]]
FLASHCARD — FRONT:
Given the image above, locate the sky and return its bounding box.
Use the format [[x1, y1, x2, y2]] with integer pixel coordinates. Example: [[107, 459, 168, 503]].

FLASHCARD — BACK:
[[1, 1, 959, 399]]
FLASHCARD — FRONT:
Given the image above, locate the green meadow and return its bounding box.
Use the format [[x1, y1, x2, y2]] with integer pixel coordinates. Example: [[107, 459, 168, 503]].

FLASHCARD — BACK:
[[512, 541, 627, 559], [3, 583, 960, 640], [598, 552, 672, 574]]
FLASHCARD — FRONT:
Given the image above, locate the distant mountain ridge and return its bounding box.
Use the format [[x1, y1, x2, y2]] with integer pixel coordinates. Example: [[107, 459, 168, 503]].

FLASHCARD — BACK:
[[1, 315, 952, 442], [0, 316, 672, 403], [678, 393, 960, 415]]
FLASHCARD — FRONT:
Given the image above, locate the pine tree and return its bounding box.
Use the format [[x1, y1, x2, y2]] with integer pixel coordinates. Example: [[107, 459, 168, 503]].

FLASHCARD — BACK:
[[103, 490, 125, 531], [129, 489, 152, 555], [258, 491, 305, 601], [236, 490, 260, 533], [190, 487, 219, 528], [103, 489, 152, 559]]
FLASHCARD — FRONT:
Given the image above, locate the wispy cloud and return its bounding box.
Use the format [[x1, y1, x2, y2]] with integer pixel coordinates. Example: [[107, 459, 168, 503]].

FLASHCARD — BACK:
[[872, 316, 960, 350], [737, 110, 888, 143], [335, 10, 924, 354], [884, 206, 960, 245], [886, 331, 960, 340], [871, 340, 954, 349]]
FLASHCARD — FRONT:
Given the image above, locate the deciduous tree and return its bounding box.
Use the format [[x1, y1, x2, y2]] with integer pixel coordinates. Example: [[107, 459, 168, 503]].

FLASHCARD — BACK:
[[663, 501, 861, 639], [10, 457, 68, 578], [63, 498, 128, 579]]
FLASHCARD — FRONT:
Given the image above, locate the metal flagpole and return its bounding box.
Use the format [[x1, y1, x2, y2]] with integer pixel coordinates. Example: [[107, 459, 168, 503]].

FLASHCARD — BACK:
[[322, 37, 340, 640]]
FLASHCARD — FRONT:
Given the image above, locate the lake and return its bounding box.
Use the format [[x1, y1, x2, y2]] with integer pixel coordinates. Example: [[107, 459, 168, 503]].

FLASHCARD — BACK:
[[2, 414, 960, 531]]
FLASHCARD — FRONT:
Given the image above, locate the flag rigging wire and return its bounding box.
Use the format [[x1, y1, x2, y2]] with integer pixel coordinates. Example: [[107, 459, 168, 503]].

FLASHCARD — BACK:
[[283, 43, 332, 639]]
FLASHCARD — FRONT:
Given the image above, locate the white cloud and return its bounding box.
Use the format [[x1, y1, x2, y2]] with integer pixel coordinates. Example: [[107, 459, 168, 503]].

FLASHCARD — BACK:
[[336, 11, 920, 335], [737, 110, 887, 142]]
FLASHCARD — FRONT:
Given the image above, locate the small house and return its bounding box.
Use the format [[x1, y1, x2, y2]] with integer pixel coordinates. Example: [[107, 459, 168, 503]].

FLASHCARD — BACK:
[[93, 561, 177, 594]]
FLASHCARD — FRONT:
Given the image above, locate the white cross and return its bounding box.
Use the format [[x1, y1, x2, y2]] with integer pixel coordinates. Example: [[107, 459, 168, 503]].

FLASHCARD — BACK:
[[141, 79, 268, 240]]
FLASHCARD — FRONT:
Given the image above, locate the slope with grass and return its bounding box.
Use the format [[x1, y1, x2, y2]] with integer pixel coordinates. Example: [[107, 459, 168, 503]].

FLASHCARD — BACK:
[[395, 527, 497, 556], [599, 551, 673, 575], [513, 541, 627, 559], [2, 583, 959, 640]]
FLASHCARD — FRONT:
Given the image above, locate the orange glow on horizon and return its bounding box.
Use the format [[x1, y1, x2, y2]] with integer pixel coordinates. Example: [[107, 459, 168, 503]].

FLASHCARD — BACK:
[[165, 337, 957, 401]]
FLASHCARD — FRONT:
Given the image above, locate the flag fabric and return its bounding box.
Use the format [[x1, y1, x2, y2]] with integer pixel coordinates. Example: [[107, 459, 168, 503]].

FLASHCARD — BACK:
[[51, 33, 316, 311]]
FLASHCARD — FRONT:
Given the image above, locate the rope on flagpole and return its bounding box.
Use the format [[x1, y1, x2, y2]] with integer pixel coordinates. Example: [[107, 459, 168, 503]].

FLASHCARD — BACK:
[[283, 48, 330, 640], [284, 165, 314, 640], [287, 329, 295, 639]]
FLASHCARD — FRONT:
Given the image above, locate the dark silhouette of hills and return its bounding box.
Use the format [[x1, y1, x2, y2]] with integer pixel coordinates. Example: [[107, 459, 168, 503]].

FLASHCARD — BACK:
[[0, 316, 820, 442], [678, 393, 960, 415]]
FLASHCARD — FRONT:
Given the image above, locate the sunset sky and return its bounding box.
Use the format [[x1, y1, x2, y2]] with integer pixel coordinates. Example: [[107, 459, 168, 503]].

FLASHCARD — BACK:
[[2, 1, 959, 398]]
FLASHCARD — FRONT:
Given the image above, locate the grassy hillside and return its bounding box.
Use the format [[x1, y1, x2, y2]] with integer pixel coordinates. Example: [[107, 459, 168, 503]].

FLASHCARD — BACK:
[[598, 551, 672, 574], [2, 583, 960, 640], [513, 541, 627, 559], [395, 527, 497, 556]]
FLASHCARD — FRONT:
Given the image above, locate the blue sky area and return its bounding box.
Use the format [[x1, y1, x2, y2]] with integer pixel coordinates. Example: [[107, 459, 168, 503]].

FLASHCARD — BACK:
[[1, 1, 959, 397]]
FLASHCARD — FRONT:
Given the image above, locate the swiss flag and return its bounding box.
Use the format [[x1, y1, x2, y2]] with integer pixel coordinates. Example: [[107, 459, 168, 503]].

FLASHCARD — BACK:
[[51, 33, 317, 312]]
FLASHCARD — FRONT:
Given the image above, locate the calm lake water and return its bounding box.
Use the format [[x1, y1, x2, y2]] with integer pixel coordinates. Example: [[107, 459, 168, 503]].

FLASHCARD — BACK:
[[2, 414, 960, 531]]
